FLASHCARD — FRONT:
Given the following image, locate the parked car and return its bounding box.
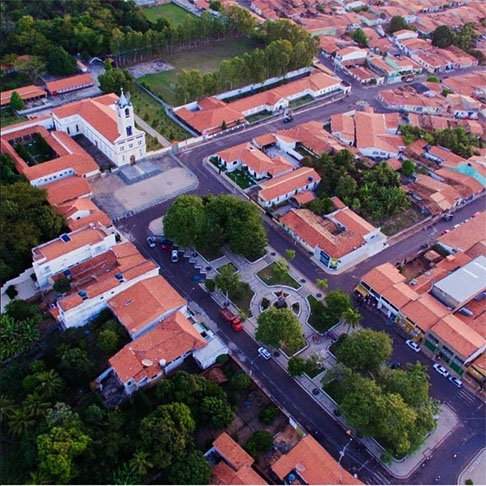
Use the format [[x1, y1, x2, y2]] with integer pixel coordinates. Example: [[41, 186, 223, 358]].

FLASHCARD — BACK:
[[448, 376, 463, 388], [442, 213, 454, 222], [433, 363, 450, 378], [258, 346, 271, 360], [146, 236, 156, 248], [283, 115, 293, 123], [390, 361, 402, 369], [160, 239, 174, 250], [405, 339, 421, 353], [171, 249, 179, 263]]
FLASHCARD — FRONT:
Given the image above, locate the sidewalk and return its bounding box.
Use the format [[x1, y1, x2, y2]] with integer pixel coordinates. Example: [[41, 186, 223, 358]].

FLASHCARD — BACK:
[[457, 448, 486, 485], [170, 238, 460, 480]]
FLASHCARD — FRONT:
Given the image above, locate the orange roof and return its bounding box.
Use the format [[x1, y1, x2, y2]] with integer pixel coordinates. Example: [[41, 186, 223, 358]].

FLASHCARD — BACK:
[[0, 85, 47, 106], [108, 276, 186, 337], [292, 191, 316, 205], [431, 313, 486, 359], [272, 435, 362, 485], [46, 176, 93, 206], [381, 282, 418, 309], [211, 461, 267, 485], [45, 73, 93, 95], [333, 207, 376, 236], [67, 209, 111, 231], [280, 209, 365, 259], [213, 432, 254, 470], [109, 311, 206, 383], [438, 212, 486, 253], [355, 111, 404, 154], [52, 93, 123, 143], [386, 158, 402, 171], [217, 142, 293, 177], [361, 263, 406, 293], [258, 167, 321, 203], [401, 293, 449, 331], [253, 133, 276, 148], [32, 224, 108, 263]]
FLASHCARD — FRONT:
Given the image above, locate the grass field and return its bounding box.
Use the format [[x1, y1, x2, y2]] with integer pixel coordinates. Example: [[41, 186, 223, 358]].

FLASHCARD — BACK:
[[139, 38, 258, 105], [256, 262, 300, 289], [142, 2, 196, 25]]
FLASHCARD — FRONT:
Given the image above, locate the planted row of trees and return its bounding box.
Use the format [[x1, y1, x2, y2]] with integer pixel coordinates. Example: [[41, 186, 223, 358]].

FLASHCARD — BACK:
[[323, 329, 438, 458], [174, 34, 317, 104], [163, 194, 267, 261], [303, 149, 409, 221]]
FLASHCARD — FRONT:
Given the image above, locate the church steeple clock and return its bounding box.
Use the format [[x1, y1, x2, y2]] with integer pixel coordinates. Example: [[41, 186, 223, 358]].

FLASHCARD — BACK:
[[116, 88, 134, 138]]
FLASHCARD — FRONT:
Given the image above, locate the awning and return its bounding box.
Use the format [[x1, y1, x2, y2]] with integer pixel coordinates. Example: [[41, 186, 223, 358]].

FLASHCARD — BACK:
[[354, 285, 368, 297]]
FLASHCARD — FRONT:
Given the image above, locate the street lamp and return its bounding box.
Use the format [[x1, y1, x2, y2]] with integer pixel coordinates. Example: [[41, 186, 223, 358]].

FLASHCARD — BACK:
[[337, 431, 353, 484]]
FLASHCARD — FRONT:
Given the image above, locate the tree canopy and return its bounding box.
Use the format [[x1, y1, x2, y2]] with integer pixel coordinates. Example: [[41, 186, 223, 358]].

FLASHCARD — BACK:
[[431, 25, 454, 48], [256, 307, 305, 354], [164, 194, 267, 260]]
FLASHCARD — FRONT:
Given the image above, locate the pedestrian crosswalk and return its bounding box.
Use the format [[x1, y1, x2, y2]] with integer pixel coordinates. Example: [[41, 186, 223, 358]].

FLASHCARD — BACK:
[[365, 471, 391, 484], [457, 388, 476, 405]]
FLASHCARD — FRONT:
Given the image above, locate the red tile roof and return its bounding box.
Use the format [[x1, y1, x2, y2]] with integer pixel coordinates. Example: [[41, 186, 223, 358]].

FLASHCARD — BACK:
[[109, 311, 206, 383], [45, 73, 94, 95], [45, 176, 93, 206], [0, 85, 47, 107]]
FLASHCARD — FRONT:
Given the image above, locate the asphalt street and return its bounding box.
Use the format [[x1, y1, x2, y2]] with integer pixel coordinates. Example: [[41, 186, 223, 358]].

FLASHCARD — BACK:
[[115, 67, 486, 484]]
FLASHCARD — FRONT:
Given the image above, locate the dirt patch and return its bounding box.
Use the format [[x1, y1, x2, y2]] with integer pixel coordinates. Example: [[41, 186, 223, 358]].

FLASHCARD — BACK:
[[129, 60, 174, 78]]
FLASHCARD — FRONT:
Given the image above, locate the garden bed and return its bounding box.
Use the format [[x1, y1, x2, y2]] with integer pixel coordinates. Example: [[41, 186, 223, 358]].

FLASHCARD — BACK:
[[306, 295, 339, 333], [256, 262, 300, 289]]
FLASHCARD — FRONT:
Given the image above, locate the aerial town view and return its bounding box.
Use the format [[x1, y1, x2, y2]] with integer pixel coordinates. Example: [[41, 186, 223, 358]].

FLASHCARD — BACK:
[[1, 0, 485, 484]]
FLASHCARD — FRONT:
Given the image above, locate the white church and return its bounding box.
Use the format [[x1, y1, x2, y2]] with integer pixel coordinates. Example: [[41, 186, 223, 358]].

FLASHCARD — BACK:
[[52, 90, 146, 168]]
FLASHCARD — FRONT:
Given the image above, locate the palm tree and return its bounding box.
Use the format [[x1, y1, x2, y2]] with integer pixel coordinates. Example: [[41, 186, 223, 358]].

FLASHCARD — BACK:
[[129, 451, 153, 477], [342, 308, 361, 333], [34, 370, 63, 399], [8, 407, 35, 438], [23, 393, 51, 418], [28, 470, 52, 485], [0, 394, 15, 424], [316, 278, 328, 294]]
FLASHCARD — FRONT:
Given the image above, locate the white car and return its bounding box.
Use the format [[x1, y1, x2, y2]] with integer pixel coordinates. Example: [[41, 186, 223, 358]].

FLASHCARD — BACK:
[[433, 363, 449, 378], [146, 236, 156, 248], [258, 347, 271, 360], [405, 340, 421, 353], [448, 376, 463, 388], [171, 249, 179, 263]]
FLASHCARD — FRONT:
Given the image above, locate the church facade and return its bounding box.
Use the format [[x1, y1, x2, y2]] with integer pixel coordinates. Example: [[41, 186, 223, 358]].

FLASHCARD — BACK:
[[52, 91, 146, 168]]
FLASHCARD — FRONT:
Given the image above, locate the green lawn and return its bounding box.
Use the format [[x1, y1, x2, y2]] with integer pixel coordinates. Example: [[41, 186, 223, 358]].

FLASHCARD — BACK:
[[139, 38, 259, 105], [229, 282, 254, 317], [1, 109, 27, 128], [142, 2, 196, 25], [307, 295, 339, 334], [225, 168, 257, 190], [130, 83, 190, 141], [256, 262, 300, 289]]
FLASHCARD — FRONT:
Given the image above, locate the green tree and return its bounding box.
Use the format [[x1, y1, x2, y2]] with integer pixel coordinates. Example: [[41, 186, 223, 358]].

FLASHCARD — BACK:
[[273, 258, 290, 281], [288, 356, 306, 377], [129, 451, 153, 477], [98, 68, 133, 96], [0, 153, 25, 185], [10, 91, 25, 111], [111, 463, 141, 485], [8, 406, 36, 438], [342, 307, 361, 333], [431, 25, 454, 48], [96, 329, 120, 355], [140, 402, 195, 468], [23, 393, 51, 418], [324, 290, 352, 320], [256, 307, 305, 353], [387, 16, 408, 34], [5, 300, 41, 323], [0, 394, 15, 424], [46, 45, 77, 75], [352, 28, 368, 47], [316, 278, 328, 292], [60, 347, 94, 384], [200, 396, 234, 429], [166, 449, 211, 485], [229, 370, 251, 390], [427, 76, 440, 83], [31, 370, 64, 400], [244, 430, 273, 458], [401, 159, 415, 177], [285, 249, 296, 261], [335, 329, 393, 373], [215, 264, 241, 299]]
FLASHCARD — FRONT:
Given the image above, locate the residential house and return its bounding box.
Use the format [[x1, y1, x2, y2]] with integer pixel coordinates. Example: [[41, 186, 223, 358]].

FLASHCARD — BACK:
[[257, 167, 321, 208], [56, 198, 112, 232], [207, 432, 268, 484], [45, 73, 94, 96], [334, 46, 368, 67], [405, 173, 462, 214], [355, 110, 404, 159], [53, 241, 159, 328], [434, 167, 484, 201], [52, 91, 146, 167], [331, 113, 355, 146], [445, 94, 482, 120], [45, 176, 93, 207], [0, 124, 99, 186], [214, 142, 294, 179], [108, 275, 187, 339], [272, 435, 362, 485], [392, 29, 419, 42], [280, 200, 386, 270], [32, 223, 117, 288]]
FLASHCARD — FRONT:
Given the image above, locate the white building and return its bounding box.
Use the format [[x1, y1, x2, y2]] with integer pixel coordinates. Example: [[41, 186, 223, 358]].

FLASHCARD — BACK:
[[52, 91, 146, 168]]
